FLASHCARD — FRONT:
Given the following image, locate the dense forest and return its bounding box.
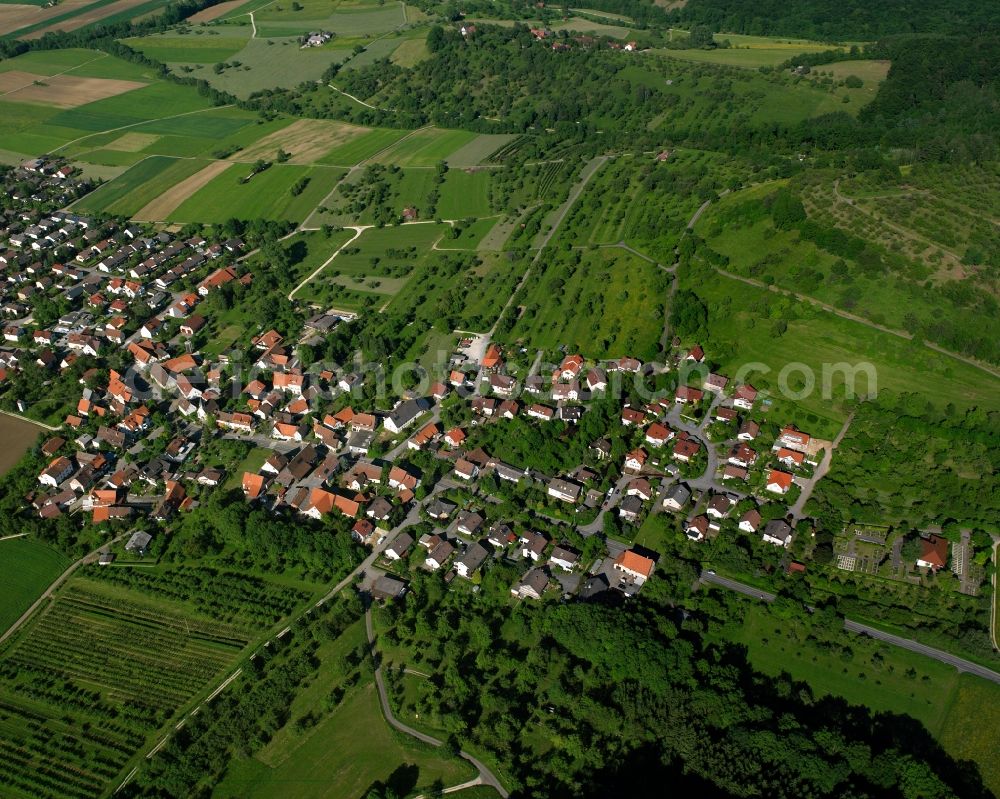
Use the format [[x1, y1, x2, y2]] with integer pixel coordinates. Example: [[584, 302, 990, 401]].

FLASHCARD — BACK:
[[373, 573, 989, 798], [672, 0, 1000, 39]]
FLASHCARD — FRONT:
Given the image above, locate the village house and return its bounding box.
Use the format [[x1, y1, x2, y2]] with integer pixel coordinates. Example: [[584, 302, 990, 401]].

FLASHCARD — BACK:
[[739, 509, 762, 534], [549, 545, 579, 572], [613, 550, 655, 586], [511, 568, 549, 600], [916, 534, 949, 570], [385, 533, 414, 561], [455, 542, 490, 578], [766, 469, 794, 495], [662, 483, 691, 511], [762, 519, 794, 548], [547, 478, 582, 503], [686, 515, 709, 541]]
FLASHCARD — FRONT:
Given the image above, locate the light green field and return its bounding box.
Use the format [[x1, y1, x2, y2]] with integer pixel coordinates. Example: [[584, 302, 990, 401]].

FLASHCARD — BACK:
[[0, 538, 69, 634], [177, 36, 351, 98], [372, 127, 479, 167], [339, 34, 406, 69], [939, 675, 1000, 796], [390, 35, 430, 67], [253, 0, 405, 38], [718, 602, 1000, 798], [169, 163, 345, 223], [437, 170, 493, 218], [124, 28, 251, 62], [297, 223, 447, 305], [318, 126, 410, 166], [445, 133, 515, 168], [73, 155, 212, 215], [505, 246, 668, 360], [688, 265, 1000, 417]]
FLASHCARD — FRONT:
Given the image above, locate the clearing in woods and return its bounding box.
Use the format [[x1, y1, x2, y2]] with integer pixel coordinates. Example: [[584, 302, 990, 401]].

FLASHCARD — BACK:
[[132, 158, 231, 220], [232, 118, 371, 165], [0, 71, 146, 107]]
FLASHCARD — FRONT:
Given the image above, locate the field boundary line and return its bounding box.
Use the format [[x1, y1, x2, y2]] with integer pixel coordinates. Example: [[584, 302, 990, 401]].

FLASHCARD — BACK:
[[301, 124, 433, 229]]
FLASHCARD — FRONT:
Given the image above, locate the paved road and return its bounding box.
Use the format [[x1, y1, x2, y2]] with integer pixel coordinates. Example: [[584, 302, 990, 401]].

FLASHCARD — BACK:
[[788, 410, 855, 520], [578, 474, 631, 536], [699, 571, 1000, 685], [365, 608, 510, 798], [0, 532, 128, 647]]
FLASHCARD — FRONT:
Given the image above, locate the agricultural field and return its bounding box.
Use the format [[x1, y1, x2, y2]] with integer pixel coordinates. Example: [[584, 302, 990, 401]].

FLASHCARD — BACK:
[[503, 246, 669, 360], [0, 566, 309, 799], [657, 31, 848, 68], [445, 133, 516, 168], [124, 26, 252, 62], [0, 537, 69, 634], [698, 175, 1000, 369], [72, 155, 212, 215], [167, 162, 344, 223], [371, 126, 479, 167], [166, 35, 351, 98], [0, 0, 171, 39], [213, 620, 474, 799], [317, 126, 411, 166]]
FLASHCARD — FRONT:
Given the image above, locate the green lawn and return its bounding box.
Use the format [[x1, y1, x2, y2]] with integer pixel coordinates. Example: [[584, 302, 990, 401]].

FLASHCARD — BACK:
[[939, 674, 1000, 797], [714, 601, 1000, 798], [372, 127, 479, 168], [504, 246, 668, 360], [445, 134, 515, 168], [688, 265, 1000, 417], [0, 538, 69, 633], [124, 29, 252, 63]]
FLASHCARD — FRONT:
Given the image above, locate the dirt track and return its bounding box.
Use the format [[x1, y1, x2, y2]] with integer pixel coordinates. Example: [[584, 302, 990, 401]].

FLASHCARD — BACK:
[[133, 159, 231, 221]]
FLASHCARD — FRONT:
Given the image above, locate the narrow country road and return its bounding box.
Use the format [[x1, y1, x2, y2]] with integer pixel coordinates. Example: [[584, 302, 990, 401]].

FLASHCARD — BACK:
[[699, 571, 1000, 685], [788, 410, 855, 520], [365, 607, 510, 798]]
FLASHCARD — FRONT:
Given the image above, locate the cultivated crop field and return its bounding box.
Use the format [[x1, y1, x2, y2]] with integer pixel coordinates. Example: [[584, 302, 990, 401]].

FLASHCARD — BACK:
[[371, 126, 480, 167], [296, 222, 447, 307], [0, 564, 313, 799], [167, 162, 345, 223], [0, 537, 69, 633]]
